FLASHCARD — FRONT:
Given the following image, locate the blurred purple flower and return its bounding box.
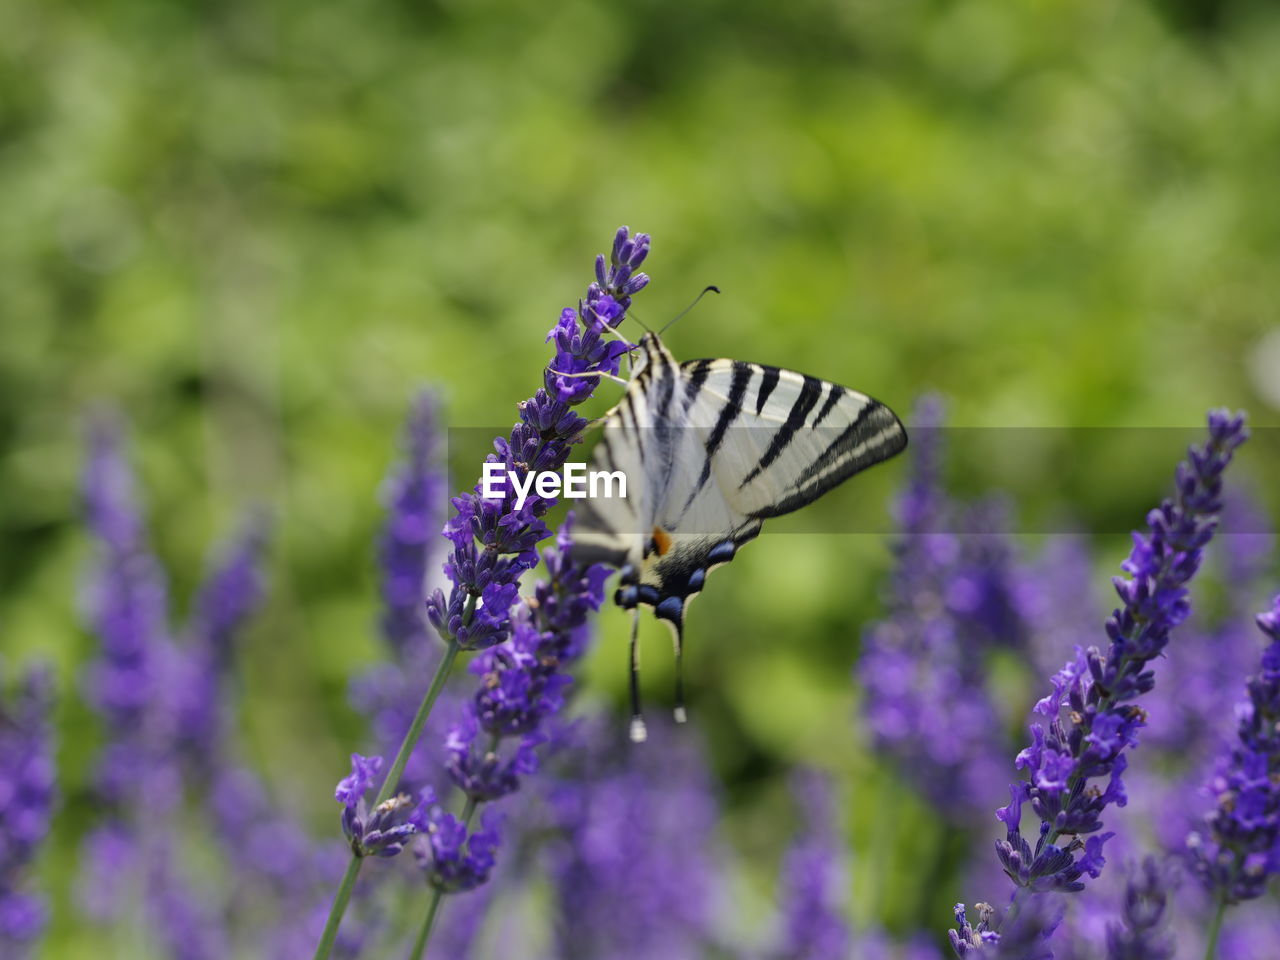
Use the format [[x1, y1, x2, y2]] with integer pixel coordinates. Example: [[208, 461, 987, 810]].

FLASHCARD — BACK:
[[81, 416, 169, 739], [378, 392, 447, 662], [860, 396, 1029, 822], [146, 842, 230, 960], [544, 716, 721, 960], [0, 663, 55, 956], [78, 416, 288, 957], [1186, 593, 1280, 904], [776, 771, 851, 960], [1104, 857, 1176, 960]]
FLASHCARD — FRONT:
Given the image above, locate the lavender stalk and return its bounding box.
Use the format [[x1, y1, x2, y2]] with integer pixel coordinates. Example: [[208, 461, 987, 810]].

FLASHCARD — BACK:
[[0, 663, 55, 958], [951, 409, 1248, 955], [1185, 593, 1280, 959], [314, 227, 647, 960]]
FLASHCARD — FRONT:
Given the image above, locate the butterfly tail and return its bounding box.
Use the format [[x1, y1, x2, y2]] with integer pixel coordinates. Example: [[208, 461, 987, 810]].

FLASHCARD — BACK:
[[654, 598, 689, 725], [628, 608, 647, 743]]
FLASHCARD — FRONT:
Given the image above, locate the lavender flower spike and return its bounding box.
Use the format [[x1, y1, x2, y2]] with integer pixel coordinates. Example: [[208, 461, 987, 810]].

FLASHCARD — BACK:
[[315, 229, 644, 960], [999, 410, 1246, 892], [379, 392, 446, 662], [335, 754, 421, 858], [951, 409, 1247, 955], [1187, 593, 1280, 906], [0, 664, 56, 957], [1105, 857, 1176, 960], [776, 771, 851, 960]]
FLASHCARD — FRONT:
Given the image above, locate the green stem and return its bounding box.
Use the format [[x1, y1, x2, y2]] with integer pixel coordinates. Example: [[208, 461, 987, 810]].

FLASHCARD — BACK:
[[311, 855, 363, 960], [409, 797, 482, 960], [409, 889, 446, 960], [313, 617, 469, 960], [373, 633, 463, 807], [1203, 894, 1227, 960]]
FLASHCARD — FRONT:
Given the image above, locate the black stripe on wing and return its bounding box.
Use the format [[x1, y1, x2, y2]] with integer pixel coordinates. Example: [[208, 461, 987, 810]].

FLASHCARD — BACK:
[[680, 361, 754, 514], [755, 367, 780, 415], [748, 400, 907, 520], [811, 383, 845, 429], [739, 374, 823, 487]]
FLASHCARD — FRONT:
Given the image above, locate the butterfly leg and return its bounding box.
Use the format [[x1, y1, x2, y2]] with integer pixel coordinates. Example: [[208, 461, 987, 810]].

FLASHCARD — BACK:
[[628, 608, 647, 743], [547, 367, 631, 388]]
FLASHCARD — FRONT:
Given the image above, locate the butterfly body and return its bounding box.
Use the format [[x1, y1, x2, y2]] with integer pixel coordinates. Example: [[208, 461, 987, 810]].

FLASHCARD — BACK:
[[570, 331, 907, 740]]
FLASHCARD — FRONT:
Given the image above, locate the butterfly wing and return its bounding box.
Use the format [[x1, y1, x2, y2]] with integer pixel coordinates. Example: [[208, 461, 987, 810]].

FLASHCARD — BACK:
[[681, 358, 909, 521], [569, 335, 907, 739]]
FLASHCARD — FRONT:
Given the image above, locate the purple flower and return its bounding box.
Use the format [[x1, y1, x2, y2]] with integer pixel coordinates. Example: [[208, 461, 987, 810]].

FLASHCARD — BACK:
[[189, 516, 270, 671], [949, 896, 1063, 960], [543, 716, 721, 960], [335, 753, 421, 858], [423, 227, 645, 656], [170, 522, 271, 771], [0, 664, 55, 956], [443, 517, 606, 808], [1104, 858, 1176, 960], [445, 707, 542, 802], [146, 842, 230, 960], [952, 409, 1248, 954], [859, 396, 1029, 822], [351, 392, 458, 798], [996, 411, 1246, 892], [1186, 593, 1280, 904], [81, 416, 169, 737], [412, 790, 503, 893], [776, 771, 852, 960], [378, 392, 447, 661]]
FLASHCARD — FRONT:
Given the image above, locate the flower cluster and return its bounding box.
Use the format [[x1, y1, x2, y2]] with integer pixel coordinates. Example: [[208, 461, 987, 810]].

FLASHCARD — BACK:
[[543, 715, 721, 960], [1187, 593, 1280, 903], [1104, 858, 1176, 960], [406, 230, 644, 897], [776, 771, 852, 960], [990, 411, 1247, 899], [378, 392, 447, 661], [336, 754, 421, 858], [949, 897, 1062, 960], [423, 228, 647, 657], [0, 664, 55, 956], [411, 790, 503, 893], [350, 392, 456, 798], [860, 396, 1029, 822], [77, 416, 298, 953]]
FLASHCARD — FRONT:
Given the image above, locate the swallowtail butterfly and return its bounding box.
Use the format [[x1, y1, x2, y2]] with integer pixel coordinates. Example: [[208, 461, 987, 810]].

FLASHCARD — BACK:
[[569, 331, 907, 740]]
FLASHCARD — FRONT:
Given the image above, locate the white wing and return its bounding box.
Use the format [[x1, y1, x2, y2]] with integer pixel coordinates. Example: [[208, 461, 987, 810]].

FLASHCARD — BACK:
[[567, 333, 907, 740], [678, 358, 908, 524]]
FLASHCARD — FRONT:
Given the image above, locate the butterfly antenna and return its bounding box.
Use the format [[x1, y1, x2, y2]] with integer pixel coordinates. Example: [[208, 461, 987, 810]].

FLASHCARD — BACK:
[[629, 609, 647, 743], [624, 308, 653, 336], [658, 285, 720, 337]]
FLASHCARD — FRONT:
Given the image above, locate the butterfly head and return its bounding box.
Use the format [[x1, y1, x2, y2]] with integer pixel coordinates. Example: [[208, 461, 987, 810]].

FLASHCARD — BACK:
[[632, 331, 676, 378]]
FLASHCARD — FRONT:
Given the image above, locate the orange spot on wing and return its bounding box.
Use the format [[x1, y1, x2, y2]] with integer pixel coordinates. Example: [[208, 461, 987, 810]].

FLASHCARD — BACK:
[[651, 526, 672, 556]]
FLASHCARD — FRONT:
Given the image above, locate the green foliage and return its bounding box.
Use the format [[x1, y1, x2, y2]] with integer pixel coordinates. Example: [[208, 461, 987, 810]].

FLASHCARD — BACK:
[[2, 0, 1279, 953]]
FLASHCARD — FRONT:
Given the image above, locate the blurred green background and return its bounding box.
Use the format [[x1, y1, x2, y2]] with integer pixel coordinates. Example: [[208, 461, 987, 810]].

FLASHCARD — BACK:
[[3, 0, 1280, 953]]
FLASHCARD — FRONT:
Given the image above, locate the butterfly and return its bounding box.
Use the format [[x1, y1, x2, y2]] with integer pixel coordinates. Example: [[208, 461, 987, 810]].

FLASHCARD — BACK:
[[567, 330, 907, 741]]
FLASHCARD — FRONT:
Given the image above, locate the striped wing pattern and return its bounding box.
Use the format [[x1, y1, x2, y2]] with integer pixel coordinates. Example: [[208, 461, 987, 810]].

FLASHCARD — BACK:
[[570, 331, 907, 740]]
